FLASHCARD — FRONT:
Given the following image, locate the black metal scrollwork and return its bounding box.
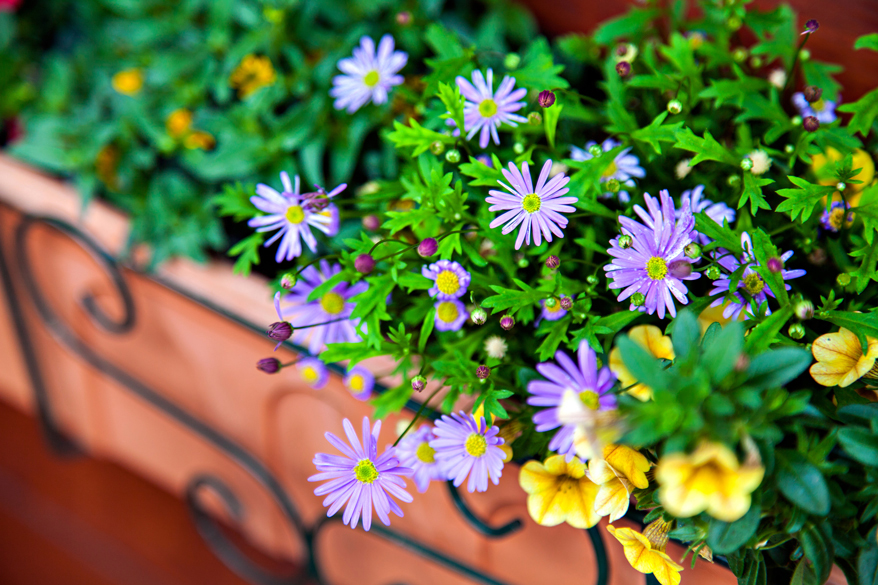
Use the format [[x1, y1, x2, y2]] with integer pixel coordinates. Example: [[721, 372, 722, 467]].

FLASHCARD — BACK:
[[0, 208, 614, 585]]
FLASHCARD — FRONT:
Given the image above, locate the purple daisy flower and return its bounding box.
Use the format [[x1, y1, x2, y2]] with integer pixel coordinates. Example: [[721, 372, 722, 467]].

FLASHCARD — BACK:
[[298, 357, 329, 390], [450, 69, 527, 148], [279, 260, 368, 354], [487, 160, 577, 250], [248, 172, 345, 262], [820, 201, 854, 233], [396, 425, 445, 493], [431, 411, 505, 493], [604, 189, 701, 319], [308, 417, 413, 531], [527, 342, 616, 461], [434, 299, 469, 332], [331, 35, 407, 114], [792, 92, 838, 124], [344, 366, 375, 401], [570, 138, 645, 203], [709, 233, 806, 320], [422, 259, 471, 300], [677, 185, 736, 246]]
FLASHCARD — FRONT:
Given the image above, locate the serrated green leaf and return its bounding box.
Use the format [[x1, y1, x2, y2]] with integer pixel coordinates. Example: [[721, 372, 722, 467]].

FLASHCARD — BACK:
[[536, 319, 570, 361], [387, 118, 456, 156], [740, 174, 774, 215], [850, 244, 878, 295], [630, 111, 683, 155], [855, 33, 878, 52], [744, 305, 793, 354], [510, 37, 568, 90], [437, 81, 466, 139], [775, 175, 836, 221], [838, 88, 878, 137], [673, 127, 738, 166]]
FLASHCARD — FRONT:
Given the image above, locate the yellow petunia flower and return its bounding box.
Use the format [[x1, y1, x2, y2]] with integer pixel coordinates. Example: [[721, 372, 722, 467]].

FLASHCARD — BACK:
[[519, 454, 601, 529], [607, 525, 683, 585], [655, 441, 764, 523], [112, 68, 144, 95], [810, 327, 878, 388], [812, 147, 875, 196], [229, 54, 277, 98], [609, 325, 675, 401], [587, 445, 651, 522], [166, 108, 193, 138]]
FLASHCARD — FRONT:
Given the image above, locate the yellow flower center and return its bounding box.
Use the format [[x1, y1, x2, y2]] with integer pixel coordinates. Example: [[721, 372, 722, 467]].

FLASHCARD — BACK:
[[436, 301, 459, 323], [646, 257, 668, 280], [812, 99, 825, 112], [416, 441, 436, 463], [320, 292, 345, 315], [348, 374, 364, 392], [435, 270, 460, 295], [601, 161, 619, 178], [112, 69, 144, 95], [166, 109, 193, 138], [522, 194, 541, 213], [479, 99, 498, 118], [465, 433, 488, 457], [363, 70, 380, 87], [285, 205, 305, 224], [743, 272, 765, 295], [354, 459, 379, 484], [302, 366, 319, 383], [579, 390, 600, 410], [829, 207, 846, 230]]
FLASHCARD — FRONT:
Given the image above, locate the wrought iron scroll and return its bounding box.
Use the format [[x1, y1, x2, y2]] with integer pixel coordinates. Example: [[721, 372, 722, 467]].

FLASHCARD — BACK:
[[0, 209, 613, 585]]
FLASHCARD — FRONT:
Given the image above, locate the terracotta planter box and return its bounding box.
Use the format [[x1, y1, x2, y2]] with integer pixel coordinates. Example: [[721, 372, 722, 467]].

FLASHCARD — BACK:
[[0, 155, 835, 584]]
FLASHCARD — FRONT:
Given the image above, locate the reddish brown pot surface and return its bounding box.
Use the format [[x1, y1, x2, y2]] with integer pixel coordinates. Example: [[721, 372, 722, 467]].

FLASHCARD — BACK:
[[518, 0, 878, 102]]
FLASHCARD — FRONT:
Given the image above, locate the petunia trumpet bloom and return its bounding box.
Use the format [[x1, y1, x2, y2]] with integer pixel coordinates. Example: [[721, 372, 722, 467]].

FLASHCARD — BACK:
[[519, 454, 601, 529]]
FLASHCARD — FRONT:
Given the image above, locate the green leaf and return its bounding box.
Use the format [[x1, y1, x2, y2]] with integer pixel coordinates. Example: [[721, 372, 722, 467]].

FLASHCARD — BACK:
[[799, 522, 834, 584], [701, 321, 744, 384], [670, 310, 700, 365], [616, 334, 669, 391], [850, 244, 878, 294], [802, 60, 842, 103], [776, 450, 830, 515], [838, 427, 878, 467], [387, 118, 456, 156], [838, 88, 878, 136], [673, 127, 738, 166], [775, 175, 836, 222], [708, 501, 761, 554], [694, 214, 742, 254], [419, 306, 436, 354], [744, 305, 793, 354], [699, 76, 769, 109], [543, 102, 563, 149], [855, 33, 878, 52], [213, 182, 256, 222], [320, 341, 388, 366], [857, 200, 878, 245], [859, 536, 878, 585], [746, 347, 812, 390], [459, 154, 504, 187], [739, 174, 774, 215], [592, 7, 660, 44], [510, 38, 568, 90], [630, 111, 683, 155], [536, 319, 570, 361], [750, 229, 790, 307], [482, 279, 544, 314], [437, 81, 466, 139], [228, 233, 262, 276], [790, 558, 818, 585]]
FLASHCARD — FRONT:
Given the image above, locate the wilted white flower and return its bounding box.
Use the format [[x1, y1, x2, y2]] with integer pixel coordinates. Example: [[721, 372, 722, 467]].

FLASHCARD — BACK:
[[675, 158, 693, 180], [748, 150, 772, 175], [485, 335, 508, 359], [768, 68, 786, 89]]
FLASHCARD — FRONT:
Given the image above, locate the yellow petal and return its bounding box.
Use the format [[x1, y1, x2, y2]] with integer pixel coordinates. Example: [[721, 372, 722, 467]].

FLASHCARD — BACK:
[[594, 476, 631, 522], [707, 491, 753, 523], [604, 444, 651, 489], [543, 454, 570, 476], [519, 460, 556, 495], [526, 483, 564, 526], [659, 483, 709, 518], [563, 477, 602, 529], [526, 476, 598, 528], [607, 526, 682, 585], [587, 458, 619, 485], [629, 325, 675, 360], [651, 551, 684, 585]]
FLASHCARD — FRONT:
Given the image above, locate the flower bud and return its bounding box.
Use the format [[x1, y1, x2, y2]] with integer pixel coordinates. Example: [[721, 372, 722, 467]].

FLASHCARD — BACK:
[[706, 265, 721, 280], [445, 149, 461, 164], [836, 182, 846, 192], [527, 111, 543, 125], [355, 253, 376, 274], [667, 99, 683, 115], [802, 19, 819, 35], [395, 11, 412, 25], [684, 242, 702, 259], [418, 237, 438, 257], [750, 56, 763, 68], [267, 321, 292, 342], [411, 375, 426, 392], [618, 234, 633, 249], [588, 144, 603, 157], [632, 292, 646, 306], [615, 61, 631, 78], [767, 257, 783, 273], [732, 47, 748, 63], [808, 247, 827, 266], [837, 273, 851, 287], [538, 90, 556, 108], [513, 142, 525, 155], [362, 214, 381, 231], [500, 316, 514, 330], [727, 175, 741, 187], [545, 297, 558, 309], [471, 307, 487, 325], [669, 260, 692, 279], [803, 116, 820, 132], [280, 272, 297, 289], [257, 357, 281, 374], [740, 158, 753, 171], [560, 297, 573, 310], [517, 256, 529, 268], [788, 323, 805, 340], [784, 144, 795, 154], [586, 275, 599, 285], [430, 141, 445, 155], [794, 299, 814, 320], [545, 255, 560, 269], [803, 85, 823, 103], [727, 16, 742, 31], [476, 365, 491, 380], [504, 53, 521, 70], [606, 178, 621, 193]]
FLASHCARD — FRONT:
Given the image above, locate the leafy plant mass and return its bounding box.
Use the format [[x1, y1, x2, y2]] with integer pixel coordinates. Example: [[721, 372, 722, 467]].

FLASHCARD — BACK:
[[5, 0, 878, 584]]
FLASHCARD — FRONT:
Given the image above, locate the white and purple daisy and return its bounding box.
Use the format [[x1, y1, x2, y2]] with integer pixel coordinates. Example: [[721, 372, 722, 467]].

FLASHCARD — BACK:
[[677, 185, 736, 246], [344, 366, 375, 401], [527, 342, 616, 461], [309, 417, 413, 531], [487, 160, 577, 250], [604, 189, 701, 319], [248, 172, 345, 262], [431, 411, 505, 493], [279, 260, 367, 354], [708, 233, 806, 320], [396, 425, 445, 493], [422, 259, 471, 300], [298, 357, 329, 390], [792, 92, 838, 124], [820, 201, 854, 233], [451, 69, 527, 148], [331, 35, 407, 114], [570, 138, 645, 203], [434, 299, 469, 332]]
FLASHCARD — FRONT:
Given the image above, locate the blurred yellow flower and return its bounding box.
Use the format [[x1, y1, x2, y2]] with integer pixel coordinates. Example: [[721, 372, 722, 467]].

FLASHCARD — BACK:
[[519, 454, 601, 529], [230, 54, 277, 98], [184, 130, 216, 151], [655, 441, 764, 522], [166, 108, 193, 138], [112, 68, 144, 95], [587, 445, 650, 522], [811, 147, 875, 195], [609, 325, 674, 401], [95, 144, 119, 189], [810, 327, 878, 387], [607, 525, 683, 585]]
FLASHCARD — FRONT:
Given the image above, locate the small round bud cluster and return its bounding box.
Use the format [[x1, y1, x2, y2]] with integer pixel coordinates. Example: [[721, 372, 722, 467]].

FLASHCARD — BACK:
[[740, 157, 754, 171], [445, 149, 461, 164], [684, 242, 702, 259], [471, 307, 487, 325], [606, 178, 621, 193], [362, 215, 381, 231], [476, 365, 491, 380], [727, 16, 743, 31], [631, 292, 646, 307], [588, 144, 603, 157], [411, 375, 427, 392], [524, 112, 540, 126], [750, 56, 763, 68], [545, 255, 560, 269], [257, 357, 281, 374], [616, 61, 631, 78], [500, 316, 515, 330], [560, 297, 573, 310], [504, 53, 521, 70], [767, 257, 783, 273], [706, 265, 722, 280], [837, 273, 851, 287], [417, 237, 438, 258], [355, 253, 376, 274], [794, 298, 814, 321], [784, 144, 795, 154], [618, 234, 633, 249], [788, 323, 805, 340], [803, 116, 820, 132], [803, 85, 823, 103], [732, 47, 748, 63], [667, 99, 683, 115], [281, 272, 297, 290], [516, 256, 529, 268], [538, 90, 556, 108], [430, 141, 445, 155], [267, 321, 292, 343]]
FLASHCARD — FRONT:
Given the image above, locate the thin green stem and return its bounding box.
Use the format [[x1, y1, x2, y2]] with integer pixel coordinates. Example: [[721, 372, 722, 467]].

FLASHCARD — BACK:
[[368, 238, 409, 255], [393, 387, 443, 447], [783, 32, 811, 94]]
